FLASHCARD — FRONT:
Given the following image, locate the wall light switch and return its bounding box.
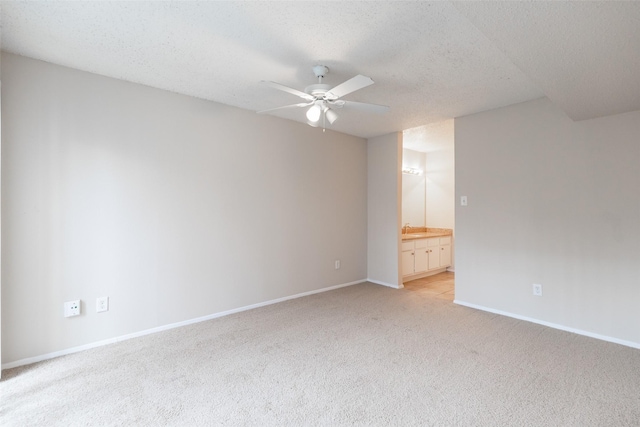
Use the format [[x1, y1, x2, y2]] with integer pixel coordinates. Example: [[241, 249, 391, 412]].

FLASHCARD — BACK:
[[461, 196, 468, 206]]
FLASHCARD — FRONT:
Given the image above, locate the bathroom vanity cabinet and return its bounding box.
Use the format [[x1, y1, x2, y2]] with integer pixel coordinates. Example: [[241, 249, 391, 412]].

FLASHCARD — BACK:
[[402, 236, 451, 280]]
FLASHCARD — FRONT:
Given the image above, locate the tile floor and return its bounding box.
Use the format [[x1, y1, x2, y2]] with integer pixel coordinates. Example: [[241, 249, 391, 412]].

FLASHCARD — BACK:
[[403, 271, 455, 301]]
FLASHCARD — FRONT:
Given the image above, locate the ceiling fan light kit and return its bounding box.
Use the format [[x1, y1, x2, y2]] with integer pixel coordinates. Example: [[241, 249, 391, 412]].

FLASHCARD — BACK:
[[258, 65, 390, 129], [324, 106, 339, 125], [306, 102, 322, 122]]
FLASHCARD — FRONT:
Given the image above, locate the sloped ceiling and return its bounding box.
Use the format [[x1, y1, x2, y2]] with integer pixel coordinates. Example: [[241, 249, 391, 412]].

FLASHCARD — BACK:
[[453, 1, 640, 121], [1, 1, 638, 138]]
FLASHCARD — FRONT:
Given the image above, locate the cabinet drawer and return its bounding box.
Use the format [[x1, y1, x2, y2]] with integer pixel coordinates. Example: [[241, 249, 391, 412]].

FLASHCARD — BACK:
[[401, 241, 415, 251], [440, 236, 451, 245], [414, 239, 428, 249], [427, 238, 440, 247]]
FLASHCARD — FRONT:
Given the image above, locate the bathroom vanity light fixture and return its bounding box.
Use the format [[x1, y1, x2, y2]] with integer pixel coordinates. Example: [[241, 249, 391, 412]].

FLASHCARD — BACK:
[[402, 166, 423, 175]]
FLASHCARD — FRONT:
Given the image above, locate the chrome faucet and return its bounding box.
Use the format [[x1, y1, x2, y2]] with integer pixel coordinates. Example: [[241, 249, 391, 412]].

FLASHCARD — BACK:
[[403, 223, 411, 234]]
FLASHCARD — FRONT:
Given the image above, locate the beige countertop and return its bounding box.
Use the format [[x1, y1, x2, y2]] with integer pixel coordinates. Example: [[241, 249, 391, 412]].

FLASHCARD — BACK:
[[401, 228, 453, 241]]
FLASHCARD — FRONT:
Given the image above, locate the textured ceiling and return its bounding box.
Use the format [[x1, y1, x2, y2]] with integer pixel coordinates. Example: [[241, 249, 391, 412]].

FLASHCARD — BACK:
[[403, 120, 454, 154], [1, 1, 638, 138]]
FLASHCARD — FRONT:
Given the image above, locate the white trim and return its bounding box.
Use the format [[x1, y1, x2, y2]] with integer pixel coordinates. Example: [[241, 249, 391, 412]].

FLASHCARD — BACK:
[[2, 279, 367, 370], [454, 299, 640, 350], [367, 278, 403, 289]]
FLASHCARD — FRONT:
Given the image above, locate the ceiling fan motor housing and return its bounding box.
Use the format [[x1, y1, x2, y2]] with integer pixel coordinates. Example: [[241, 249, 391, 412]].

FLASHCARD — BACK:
[[305, 83, 332, 97], [307, 65, 331, 97]]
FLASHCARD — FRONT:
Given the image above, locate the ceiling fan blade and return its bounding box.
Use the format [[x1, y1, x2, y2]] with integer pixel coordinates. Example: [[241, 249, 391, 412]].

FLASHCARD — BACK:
[[257, 102, 312, 114], [326, 75, 374, 100], [335, 100, 390, 114], [261, 81, 314, 101]]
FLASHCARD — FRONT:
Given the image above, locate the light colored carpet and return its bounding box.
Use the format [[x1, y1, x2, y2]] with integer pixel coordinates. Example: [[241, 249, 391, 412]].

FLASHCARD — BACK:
[[2, 282, 640, 426]]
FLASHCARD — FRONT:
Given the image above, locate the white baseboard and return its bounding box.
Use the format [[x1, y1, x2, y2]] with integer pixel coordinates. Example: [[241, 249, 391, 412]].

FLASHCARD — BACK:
[[367, 278, 403, 289], [454, 299, 640, 350], [2, 278, 367, 371]]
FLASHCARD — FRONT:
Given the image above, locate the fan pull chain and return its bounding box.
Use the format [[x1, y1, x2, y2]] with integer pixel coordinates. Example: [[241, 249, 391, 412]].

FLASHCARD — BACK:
[[323, 110, 326, 132]]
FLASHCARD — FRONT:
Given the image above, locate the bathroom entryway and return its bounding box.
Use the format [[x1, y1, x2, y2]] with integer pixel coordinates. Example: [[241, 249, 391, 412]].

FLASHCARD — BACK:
[[401, 120, 455, 295]]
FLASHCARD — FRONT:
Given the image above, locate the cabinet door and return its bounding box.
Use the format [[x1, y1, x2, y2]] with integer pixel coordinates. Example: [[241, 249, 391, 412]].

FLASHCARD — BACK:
[[439, 245, 451, 267], [414, 247, 428, 273], [401, 250, 415, 276], [427, 247, 440, 270]]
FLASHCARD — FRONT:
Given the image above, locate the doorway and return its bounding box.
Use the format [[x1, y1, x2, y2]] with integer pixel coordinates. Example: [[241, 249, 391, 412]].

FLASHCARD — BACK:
[[401, 120, 455, 296]]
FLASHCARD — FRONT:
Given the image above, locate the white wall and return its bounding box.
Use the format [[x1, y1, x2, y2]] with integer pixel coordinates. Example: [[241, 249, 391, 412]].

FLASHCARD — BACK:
[[424, 120, 455, 270], [1, 53, 368, 364], [455, 97, 640, 346], [0, 40, 3, 373], [425, 120, 455, 230], [367, 133, 402, 288], [401, 148, 426, 227]]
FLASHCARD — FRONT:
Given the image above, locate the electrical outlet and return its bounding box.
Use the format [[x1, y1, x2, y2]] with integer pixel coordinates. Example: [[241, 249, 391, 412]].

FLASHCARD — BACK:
[[96, 296, 109, 313], [460, 196, 468, 206], [335, 260, 341, 270], [532, 283, 543, 297], [64, 300, 81, 317]]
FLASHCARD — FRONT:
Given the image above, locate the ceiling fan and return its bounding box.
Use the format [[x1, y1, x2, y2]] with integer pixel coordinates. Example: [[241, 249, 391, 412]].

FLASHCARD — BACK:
[[258, 65, 390, 127]]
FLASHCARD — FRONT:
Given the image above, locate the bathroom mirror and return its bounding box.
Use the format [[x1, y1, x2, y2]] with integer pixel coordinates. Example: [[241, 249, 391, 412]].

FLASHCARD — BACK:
[[402, 148, 426, 228]]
